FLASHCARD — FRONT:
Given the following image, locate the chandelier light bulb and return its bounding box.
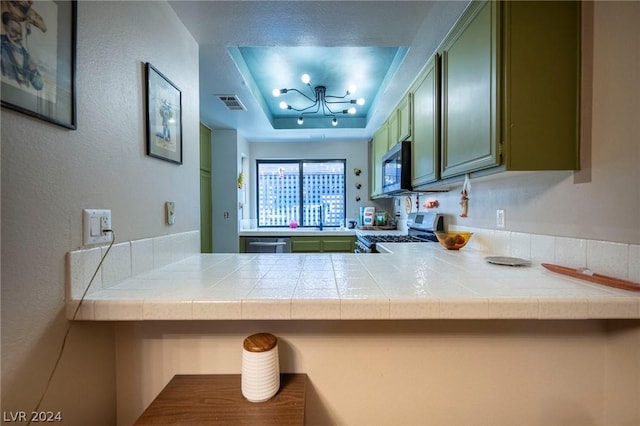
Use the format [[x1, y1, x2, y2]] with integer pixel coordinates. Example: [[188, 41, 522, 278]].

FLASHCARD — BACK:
[[275, 75, 364, 127]]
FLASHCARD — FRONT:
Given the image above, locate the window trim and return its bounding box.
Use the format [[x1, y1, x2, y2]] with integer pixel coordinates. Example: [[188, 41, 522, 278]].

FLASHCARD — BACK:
[[256, 159, 347, 228]]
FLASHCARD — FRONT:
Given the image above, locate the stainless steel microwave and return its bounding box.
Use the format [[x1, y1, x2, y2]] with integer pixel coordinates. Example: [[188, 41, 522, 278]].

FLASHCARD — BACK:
[[381, 140, 412, 195]]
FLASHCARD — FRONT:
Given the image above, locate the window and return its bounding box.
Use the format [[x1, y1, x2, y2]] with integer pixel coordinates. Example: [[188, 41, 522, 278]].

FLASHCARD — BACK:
[[257, 160, 346, 227]]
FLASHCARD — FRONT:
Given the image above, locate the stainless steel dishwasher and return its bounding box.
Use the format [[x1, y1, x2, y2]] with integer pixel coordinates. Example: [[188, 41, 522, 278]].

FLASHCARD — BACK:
[[245, 237, 291, 253]]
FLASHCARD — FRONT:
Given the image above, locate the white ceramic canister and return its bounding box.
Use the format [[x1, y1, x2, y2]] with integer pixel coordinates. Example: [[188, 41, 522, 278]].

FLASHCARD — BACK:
[[241, 333, 280, 403]]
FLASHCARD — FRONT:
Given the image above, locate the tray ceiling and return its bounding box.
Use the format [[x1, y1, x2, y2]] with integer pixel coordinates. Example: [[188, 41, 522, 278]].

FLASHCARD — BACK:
[[169, 1, 470, 142]]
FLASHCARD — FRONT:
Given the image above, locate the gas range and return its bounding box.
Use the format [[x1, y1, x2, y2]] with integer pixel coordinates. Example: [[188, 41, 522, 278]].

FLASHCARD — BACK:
[[355, 212, 444, 253]]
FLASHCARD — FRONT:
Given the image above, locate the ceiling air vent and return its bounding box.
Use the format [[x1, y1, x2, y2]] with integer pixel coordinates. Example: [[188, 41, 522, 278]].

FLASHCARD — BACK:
[[216, 94, 246, 111]]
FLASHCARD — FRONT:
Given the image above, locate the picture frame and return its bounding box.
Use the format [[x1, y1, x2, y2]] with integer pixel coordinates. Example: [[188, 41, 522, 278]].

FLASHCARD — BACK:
[[1, 0, 77, 129], [145, 62, 182, 165]]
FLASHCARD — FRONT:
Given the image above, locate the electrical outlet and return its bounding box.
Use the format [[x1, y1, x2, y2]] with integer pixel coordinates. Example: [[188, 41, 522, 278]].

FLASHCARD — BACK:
[[496, 209, 506, 229], [165, 201, 176, 225], [83, 209, 112, 245]]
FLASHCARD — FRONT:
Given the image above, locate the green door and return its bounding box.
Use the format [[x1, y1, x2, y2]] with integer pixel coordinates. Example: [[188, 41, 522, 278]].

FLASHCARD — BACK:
[[200, 123, 212, 253]]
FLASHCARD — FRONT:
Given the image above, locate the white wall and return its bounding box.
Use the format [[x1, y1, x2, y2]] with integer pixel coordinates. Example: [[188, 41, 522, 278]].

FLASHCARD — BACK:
[[116, 320, 640, 426], [1, 1, 199, 422], [211, 129, 249, 252], [395, 1, 640, 245]]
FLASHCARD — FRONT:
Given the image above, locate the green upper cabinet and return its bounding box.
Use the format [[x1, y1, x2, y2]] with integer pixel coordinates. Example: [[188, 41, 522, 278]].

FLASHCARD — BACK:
[[439, 0, 580, 179], [371, 0, 580, 192], [397, 94, 412, 144], [411, 55, 440, 188], [440, 1, 498, 178], [388, 113, 399, 149], [387, 94, 412, 150], [370, 123, 389, 198], [370, 93, 412, 198], [501, 1, 580, 170]]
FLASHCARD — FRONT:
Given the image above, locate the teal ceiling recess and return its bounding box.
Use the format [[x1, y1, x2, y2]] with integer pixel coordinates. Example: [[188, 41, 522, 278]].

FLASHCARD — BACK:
[[228, 46, 408, 130]]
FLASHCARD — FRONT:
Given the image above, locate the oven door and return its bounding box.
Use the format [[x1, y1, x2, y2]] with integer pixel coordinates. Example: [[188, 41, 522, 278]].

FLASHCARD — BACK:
[[354, 239, 372, 253]]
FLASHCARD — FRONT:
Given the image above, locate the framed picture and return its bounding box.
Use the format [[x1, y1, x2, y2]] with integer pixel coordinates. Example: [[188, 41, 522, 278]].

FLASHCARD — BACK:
[[145, 62, 182, 164], [1, 0, 77, 129]]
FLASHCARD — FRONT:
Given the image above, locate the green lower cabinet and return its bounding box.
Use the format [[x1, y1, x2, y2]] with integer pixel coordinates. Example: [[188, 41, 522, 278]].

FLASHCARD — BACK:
[[322, 238, 356, 253], [291, 237, 322, 252], [239, 236, 355, 253], [292, 236, 355, 253]]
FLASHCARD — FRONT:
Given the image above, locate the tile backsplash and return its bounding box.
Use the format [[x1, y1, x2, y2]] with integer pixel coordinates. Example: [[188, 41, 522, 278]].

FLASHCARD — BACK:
[[67, 228, 639, 302], [67, 231, 200, 300], [450, 225, 640, 283]]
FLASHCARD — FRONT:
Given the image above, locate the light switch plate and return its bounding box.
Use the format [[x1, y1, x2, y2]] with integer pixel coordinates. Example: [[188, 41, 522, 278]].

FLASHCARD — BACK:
[[496, 209, 505, 229], [83, 209, 112, 245], [165, 202, 176, 225]]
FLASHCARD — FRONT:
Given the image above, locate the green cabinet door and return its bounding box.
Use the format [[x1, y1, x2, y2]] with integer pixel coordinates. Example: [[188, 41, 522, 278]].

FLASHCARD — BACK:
[[370, 124, 389, 198], [440, 1, 498, 179], [388, 113, 399, 149], [502, 1, 580, 170], [291, 237, 323, 252], [397, 94, 411, 143], [291, 236, 356, 253], [322, 238, 355, 253], [411, 55, 440, 188]]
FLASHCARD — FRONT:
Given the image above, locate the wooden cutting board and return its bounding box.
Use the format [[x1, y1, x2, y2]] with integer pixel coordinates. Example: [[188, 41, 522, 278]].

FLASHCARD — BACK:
[[541, 263, 640, 292]]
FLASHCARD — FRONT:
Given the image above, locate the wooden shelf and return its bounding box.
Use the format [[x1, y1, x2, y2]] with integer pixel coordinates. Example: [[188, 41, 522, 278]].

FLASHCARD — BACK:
[[135, 374, 307, 425]]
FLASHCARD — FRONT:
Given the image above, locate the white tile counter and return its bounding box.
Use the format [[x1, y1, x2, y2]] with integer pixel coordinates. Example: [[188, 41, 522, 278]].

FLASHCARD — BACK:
[[239, 227, 357, 237], [67, 241, 640, 321]]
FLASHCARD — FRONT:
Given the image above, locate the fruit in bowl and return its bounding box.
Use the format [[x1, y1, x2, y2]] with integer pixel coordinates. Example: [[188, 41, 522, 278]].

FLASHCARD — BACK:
[[435, 231, 473, 250]]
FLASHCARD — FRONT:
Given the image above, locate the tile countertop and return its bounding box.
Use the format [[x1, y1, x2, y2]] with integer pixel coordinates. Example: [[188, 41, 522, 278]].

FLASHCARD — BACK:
[[238, 227, 407, 237], [239, 227, 357, 237], [67, 243, 640, 321]]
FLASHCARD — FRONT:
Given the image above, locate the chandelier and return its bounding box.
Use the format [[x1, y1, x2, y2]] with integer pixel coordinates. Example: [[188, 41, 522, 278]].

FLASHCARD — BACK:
[[272, 74, 365, 126]]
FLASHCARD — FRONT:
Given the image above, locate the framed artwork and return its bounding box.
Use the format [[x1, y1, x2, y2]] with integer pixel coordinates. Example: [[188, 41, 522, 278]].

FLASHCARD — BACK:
[[1, 0, 77, 129], [145, 62, 182, 164]]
